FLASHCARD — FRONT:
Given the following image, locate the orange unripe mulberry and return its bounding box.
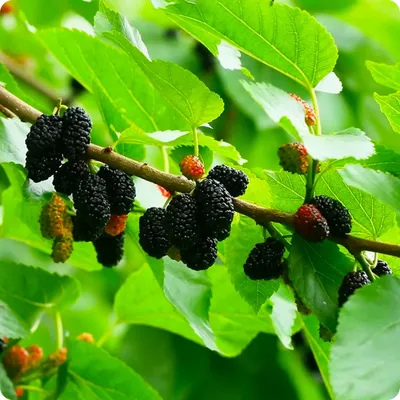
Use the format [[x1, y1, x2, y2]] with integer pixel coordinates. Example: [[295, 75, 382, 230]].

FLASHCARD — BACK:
[[290, 93, 317, 127], [26, 345, 43, 369], [0, 2, 13, 14], [77, 332, 95, 344], [51, 234, 73, 263], [105, 214, 128, 236], [3, 345, 30, 379], [15, 388, 24, 398], [49, 347, 68, 367], [40, 194, 70, 239], [179, 155, 205, 180]]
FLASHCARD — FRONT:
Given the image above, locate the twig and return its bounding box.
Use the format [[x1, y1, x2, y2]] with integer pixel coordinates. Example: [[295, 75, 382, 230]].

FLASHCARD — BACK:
[[0, 103, 15, 118], [1, 86, 400, 258]]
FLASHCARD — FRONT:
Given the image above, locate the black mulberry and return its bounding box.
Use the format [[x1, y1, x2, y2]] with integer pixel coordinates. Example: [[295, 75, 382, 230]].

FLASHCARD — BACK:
[[62, 107, 91, 160], [72, 174, 111, 241], [244, 238, 285, 280], [207, 165, 249, 197], [139, 207, 170, 259], [25, 150, 62, 182], [165, 194, 198, 249], [25, 114, 63, 153], [194, 178, 234, 241], [93, 232, 124, 267], [181, 236, 217, 271], [338, 271, 370, 307], [372, 259, 392, 276], [310, 195, 352, 237], [97, 165, 135, 214], [53, 160, 90, 195]]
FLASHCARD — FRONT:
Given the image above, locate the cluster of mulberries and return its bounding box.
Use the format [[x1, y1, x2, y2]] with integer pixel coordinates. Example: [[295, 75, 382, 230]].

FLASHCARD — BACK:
[[243, 238, 285, 281], [29, 108, 136, 267], [139, 160, 249, 271], [25, 108, 91, 183], [294, 195, 352, 241]]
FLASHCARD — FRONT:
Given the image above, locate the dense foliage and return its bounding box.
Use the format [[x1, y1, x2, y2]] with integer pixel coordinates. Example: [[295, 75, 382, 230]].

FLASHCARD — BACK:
[[0, 0, 400, 399]]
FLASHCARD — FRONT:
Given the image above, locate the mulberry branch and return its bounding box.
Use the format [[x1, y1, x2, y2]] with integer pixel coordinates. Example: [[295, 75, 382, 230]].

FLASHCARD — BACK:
[[1, 85, 400, 258]]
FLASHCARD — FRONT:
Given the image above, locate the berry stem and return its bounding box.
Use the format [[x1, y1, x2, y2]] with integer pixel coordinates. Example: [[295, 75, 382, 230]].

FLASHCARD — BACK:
[[97, 324, 116, 348], [264, 222, 292, 249], [55, 312, 63, 350], [309, 89, 322, 136], [161, 146, 170, 174], [17, 385, 48, 394], [192, 127, 200, 157], [355, 253, 376, 281]]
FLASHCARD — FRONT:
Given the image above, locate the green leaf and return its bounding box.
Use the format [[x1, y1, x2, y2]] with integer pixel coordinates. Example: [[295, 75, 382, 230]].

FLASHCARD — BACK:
[[0, 118, 29, 165], [314, 72, 343, 94], [38, 29, 189, 132], [0, 364, 16, 400], [269, 284, 297, 350], [301, 315, 334, 399], [329, 144, 400, 177], [225, 216, 279, 313], [153, 258, 219, 352], [374, 92, 400, 134], [294, 0, 357, 12], [367, 61, 400, 91], [115, 263, 279, 357], [60, 340, 161, 400], [316, 170, 396, 239], [115, 263, 205, 345], [242, 81, 307, 141], [118, 129, 245, 164], [0, 261, 80, 326], [259, 170, 305, 212], [0, 301, 29, 339], [303, 128, 375, 162], [339, 164, 400, 217], [330, 276, 400, 400], [207, 266, 277, 356], [289, 235, 353, 331], [162, 1, 338, 88], [95, 3, 224, 128], [0, 63, 33, 104], [95, 2, 151, 60]]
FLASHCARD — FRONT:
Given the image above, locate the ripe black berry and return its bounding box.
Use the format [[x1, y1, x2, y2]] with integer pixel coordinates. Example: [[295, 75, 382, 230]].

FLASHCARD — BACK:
[[338, 271, 370, 307], [181, 236, 217, 271], [372, 259, 392, 276], [244, 238, 285, 280], [62, 107, 91, 160], [207, 165, 249, 197], [194, 178, 234, 241], [25, 150, 62, 182], [139, 207, 171, 259], [310, 195, 352, 237], [53, 160, 90, 195], [72, 174, 111, 241], [165, 194, 198, 249], [97, 166, 135, 214], [93, 232, 124, 267], [25, 114, 63, 153]]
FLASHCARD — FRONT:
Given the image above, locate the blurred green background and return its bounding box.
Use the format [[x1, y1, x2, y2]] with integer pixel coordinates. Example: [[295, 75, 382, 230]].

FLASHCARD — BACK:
[[0, 0, 399, 399]]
